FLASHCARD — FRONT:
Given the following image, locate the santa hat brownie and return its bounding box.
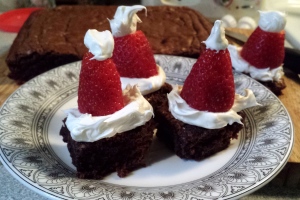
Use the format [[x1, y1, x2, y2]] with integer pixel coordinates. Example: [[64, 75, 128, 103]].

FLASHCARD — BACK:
[[241, 11, 286, 69], [227, 11, 286, 95], [78, 30, 124, 116], [109, 5, 166, 95], [180, 20, 235, 112], [167, 20, 259, 129]]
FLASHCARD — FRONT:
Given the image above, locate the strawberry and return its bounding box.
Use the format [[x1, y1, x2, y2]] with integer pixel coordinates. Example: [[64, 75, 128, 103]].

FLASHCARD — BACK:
[[241, 27, 285, 69], [113, 30, 158, 78], [180, 49, 235, 112], [78, 52, 124, 116]]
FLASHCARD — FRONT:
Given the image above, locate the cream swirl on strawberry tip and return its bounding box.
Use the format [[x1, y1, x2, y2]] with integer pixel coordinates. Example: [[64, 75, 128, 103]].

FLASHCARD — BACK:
[[84, 29, 114, 61], [64, 29, 154, 142], [109, 5, 146, 37], [168, 20, 260, 129], [203, 20, 228, 51], [258, 11, 286, 33], [228, 11, 286, 82]]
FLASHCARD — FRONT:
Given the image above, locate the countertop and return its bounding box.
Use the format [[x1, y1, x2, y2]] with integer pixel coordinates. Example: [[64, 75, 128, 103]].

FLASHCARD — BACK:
[[0, 28, 300, 199]]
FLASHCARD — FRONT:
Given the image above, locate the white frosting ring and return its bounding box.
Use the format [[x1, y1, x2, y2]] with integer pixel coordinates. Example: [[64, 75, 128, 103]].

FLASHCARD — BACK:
[[168, 85, 260, 129], [64, 85, 154, 142], [121, 65, 166, 95], [228, 45, 284, 82]]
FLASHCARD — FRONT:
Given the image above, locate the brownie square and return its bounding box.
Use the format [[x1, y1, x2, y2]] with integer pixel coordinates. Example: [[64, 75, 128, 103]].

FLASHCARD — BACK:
[[60, 118, 156, 179]]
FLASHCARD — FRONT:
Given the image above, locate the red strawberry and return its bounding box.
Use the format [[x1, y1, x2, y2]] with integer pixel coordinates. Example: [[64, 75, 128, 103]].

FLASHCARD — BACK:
[[113, 30, 158, 78], [78, 52, 124, 116], [180, 49, 235, 112], [241, 27, 285, 69]]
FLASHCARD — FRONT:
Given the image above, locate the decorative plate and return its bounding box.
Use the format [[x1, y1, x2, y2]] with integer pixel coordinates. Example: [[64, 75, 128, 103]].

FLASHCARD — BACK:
[[0, 55, 293, 200]]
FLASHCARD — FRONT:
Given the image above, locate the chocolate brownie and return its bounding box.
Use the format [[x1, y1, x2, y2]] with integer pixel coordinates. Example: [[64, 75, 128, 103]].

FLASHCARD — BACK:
[[242, 72, 286, 95], [259, 79, 286, 96], [60, 118, 156, 179], [144, 82, 173, 112], [153, 85, 244, 160], [6, 5, 213, 82]]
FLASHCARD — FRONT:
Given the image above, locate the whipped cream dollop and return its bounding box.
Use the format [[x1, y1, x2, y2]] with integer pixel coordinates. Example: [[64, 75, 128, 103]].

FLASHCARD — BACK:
[[228, 45, 284, 82], [203, 20, 228, 51], [109, 5, 146, 37], [168, 85, 260, 129], [64, 85, 154, 142], [84, 29, 114, 60], [258, 11, 286, 32], [121, 65, 166, 95]]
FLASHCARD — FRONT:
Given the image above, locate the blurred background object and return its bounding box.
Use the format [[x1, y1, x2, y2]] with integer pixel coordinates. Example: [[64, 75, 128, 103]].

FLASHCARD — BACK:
[[55, 0, 140, 5], [16, 0, 56, 8], [0, 0, 55, 11], [142, 0, 262, 21]]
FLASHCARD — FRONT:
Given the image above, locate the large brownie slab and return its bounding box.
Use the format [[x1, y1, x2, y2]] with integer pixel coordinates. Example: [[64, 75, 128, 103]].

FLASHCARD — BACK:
[[6, 5, 213, 82]]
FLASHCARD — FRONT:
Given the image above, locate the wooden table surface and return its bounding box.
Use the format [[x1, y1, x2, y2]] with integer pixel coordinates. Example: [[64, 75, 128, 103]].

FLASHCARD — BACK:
[[0, 29, 299, 162]]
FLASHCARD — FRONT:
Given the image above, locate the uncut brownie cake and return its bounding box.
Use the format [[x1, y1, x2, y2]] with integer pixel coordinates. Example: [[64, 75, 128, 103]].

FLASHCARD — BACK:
[[228, 11, 287, 95], [60, 29, 156, 179], [6, 5, 213, 82], [155, 21, 259, 160]]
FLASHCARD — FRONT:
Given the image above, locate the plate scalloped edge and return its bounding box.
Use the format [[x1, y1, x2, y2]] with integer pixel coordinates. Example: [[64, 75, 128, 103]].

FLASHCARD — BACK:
[[0, 55, 294, 200]]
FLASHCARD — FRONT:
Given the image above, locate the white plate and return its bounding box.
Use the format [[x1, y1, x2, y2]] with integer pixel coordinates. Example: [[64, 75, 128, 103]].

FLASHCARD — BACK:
[[0, 55, 294, 200]]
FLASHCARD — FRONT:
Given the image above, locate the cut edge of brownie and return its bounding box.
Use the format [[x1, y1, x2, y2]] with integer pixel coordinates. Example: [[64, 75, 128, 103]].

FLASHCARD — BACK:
[[8, 53, 80, 83], [60, 118, 157, 179], [144, 82, 173, 112], [242, 72, 286, 96], [258, 78, 286, 96]]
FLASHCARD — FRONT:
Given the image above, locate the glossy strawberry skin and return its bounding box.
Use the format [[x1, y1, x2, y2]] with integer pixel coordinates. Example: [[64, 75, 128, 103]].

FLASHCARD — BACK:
[[180, 49, 235, 112], [78, 52, 124, 116], [241, 27, 285, 69], [113, 30, 158, 78]]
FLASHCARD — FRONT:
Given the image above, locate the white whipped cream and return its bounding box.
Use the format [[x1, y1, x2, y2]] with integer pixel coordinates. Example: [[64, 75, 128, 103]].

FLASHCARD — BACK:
[[203, 20, 228, 51], [258, 11, 286, 33], [109, 5, 146, 37], [228, 45, 284, 81], [84, 29, 114, 61], [121, 65, 166, 95], [64, 85, 154, 142], [168, 85, 259, 129]]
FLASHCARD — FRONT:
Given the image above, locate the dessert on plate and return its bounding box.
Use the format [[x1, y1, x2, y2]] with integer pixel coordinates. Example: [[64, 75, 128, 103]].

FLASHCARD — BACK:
[[228, 11, 286, 95], [60, 29, 156, 179], [155, 20, 259, 160], [109, 5, 171, 110]]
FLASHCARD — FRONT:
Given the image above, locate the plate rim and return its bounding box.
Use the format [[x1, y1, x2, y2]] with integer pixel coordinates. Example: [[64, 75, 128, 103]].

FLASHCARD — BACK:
[[0, 54, 294, 200]]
